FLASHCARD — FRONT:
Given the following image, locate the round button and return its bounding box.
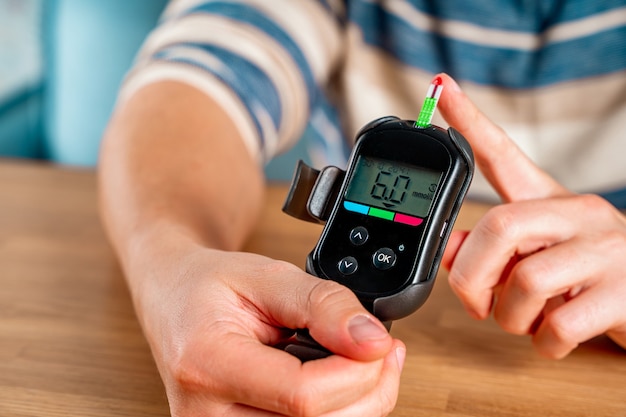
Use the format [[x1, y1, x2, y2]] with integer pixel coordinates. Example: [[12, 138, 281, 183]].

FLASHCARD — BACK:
[[338, 256, 358, 275], [372, 248, 396, 270], [349, 226, 369, 246]]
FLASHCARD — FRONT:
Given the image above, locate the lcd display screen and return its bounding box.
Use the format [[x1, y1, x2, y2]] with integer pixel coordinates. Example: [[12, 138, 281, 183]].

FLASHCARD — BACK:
[[344, 155, 443, 219]]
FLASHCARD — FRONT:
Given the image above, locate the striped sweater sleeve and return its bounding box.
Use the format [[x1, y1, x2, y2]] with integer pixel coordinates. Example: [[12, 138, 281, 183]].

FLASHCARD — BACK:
[[119, 0, 345, 164]]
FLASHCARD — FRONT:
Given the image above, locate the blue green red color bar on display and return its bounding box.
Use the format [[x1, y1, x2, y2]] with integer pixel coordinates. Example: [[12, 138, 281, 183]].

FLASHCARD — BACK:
[[343, 201, 424, 226]]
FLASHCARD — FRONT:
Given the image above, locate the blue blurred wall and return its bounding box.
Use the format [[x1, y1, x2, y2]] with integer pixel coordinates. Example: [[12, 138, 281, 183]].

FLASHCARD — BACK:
[[44, 0, 168, 165], [0, 0, 305, 180], [0, 0, 45, 158]]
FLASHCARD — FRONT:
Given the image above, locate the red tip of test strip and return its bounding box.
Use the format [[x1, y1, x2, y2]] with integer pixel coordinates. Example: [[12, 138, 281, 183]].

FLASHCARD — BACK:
[[432, 76, 443, 86]]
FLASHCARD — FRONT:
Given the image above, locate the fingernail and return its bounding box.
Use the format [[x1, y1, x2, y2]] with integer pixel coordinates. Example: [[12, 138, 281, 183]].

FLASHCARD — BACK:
[[438, 73, 461, 93], [348, 315, 389, 343], [395, 346, 406, 369]]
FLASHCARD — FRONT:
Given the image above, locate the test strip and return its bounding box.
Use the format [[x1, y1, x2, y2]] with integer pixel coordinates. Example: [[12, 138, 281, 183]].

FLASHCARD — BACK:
[[414, 76, 443, 128]]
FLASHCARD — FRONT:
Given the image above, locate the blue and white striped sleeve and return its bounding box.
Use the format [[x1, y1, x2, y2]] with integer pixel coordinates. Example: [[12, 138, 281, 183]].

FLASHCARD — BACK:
[[120, 0, 345, 165]]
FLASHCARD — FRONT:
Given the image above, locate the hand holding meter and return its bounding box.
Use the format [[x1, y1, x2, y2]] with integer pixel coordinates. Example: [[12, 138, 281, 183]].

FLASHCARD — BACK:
[[282, 78, 474, 360]]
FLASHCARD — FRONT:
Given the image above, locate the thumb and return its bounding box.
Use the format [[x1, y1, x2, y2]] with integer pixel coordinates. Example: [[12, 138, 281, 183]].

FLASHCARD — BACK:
[[257, 267, 394, 361], [301, 277, 393, 361], [436, 73, 570, 202]]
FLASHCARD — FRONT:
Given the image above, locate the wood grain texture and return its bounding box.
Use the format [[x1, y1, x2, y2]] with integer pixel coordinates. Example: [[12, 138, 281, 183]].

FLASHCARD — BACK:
[[0, 160, 624, 416]]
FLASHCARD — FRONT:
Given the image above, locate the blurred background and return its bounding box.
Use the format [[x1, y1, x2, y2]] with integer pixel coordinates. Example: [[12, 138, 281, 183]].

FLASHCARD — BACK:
[[0, 0, 304, 180]]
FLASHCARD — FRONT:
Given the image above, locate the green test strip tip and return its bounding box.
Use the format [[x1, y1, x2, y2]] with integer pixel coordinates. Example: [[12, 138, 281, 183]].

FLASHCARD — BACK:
[[415, 76, 443, 128]]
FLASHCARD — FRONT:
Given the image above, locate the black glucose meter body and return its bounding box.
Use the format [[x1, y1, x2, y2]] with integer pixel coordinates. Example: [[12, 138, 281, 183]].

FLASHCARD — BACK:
[[282, 116, 474, 360]]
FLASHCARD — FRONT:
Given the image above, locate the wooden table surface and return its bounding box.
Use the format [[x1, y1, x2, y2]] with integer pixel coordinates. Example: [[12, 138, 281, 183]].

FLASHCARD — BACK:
[[0, 159, 624, 416]]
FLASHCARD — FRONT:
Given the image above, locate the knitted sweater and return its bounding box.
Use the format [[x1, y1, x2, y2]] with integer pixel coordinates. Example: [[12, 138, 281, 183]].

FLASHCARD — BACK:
[[122, 0, 626, 205]]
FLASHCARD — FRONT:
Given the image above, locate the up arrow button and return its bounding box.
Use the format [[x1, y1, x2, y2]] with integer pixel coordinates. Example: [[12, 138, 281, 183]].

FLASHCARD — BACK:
[[349, 226, 369, 246]]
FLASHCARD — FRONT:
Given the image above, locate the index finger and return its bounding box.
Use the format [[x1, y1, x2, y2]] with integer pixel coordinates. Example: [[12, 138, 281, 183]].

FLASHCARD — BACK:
[[204, 333, 394, 416], [436, 73, 571, 202]]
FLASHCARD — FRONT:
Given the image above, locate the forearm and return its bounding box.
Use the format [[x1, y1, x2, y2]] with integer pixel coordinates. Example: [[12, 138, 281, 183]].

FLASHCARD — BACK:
[[98, 80, 265, 278], [96, 77, 403, 417]]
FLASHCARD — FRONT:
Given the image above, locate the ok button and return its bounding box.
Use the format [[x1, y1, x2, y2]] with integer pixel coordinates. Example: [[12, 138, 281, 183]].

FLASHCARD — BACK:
[[372, 248, 396, 270]]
